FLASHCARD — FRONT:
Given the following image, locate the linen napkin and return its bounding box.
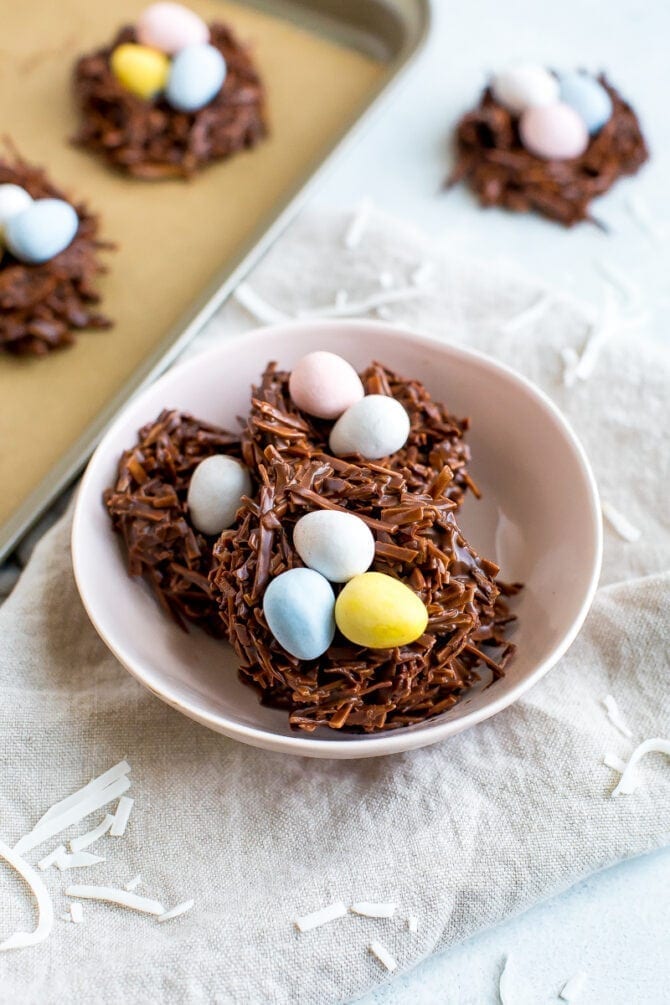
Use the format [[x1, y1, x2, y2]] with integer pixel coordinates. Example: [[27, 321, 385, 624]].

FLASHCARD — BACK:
[[0, 207, 668, 1005]]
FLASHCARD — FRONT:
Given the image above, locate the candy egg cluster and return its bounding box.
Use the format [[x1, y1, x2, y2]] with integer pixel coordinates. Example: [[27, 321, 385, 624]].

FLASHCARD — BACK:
[[259, 351, 429, 661], [492, 64, 613, 160], [110, 2, 226, 112], [0, 185, 78, 264]]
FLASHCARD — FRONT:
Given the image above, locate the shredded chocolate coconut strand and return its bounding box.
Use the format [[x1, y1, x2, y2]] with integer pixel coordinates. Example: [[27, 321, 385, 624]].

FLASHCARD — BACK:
[[0, 151, 112, 356], [448, 77, 648, 226], [73, 23, 267, 179], [105, 363, 519, 734]]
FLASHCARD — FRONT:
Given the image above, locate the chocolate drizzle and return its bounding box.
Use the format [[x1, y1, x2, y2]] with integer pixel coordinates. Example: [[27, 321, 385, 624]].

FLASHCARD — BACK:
[[448, 76, 648, 226], [0, 152, 112, 356], [105, 363, 519, 734], [73, 22, 267, 179]]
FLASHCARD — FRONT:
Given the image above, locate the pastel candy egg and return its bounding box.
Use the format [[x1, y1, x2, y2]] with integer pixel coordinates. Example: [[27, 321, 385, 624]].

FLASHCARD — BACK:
[[187, 455, 252, 535], [110, 43, 170, 100], [289, 351, 365, 420], [165, 43, 226, 113], [329, 395, 410, 460], [137, 2, 209, 55], [293, 510, 375, 583], [0, 184, 32, 239], [559, 71, 613, 135], [263, 568, 336, 660], [335, 572, 428, 649], [5, 199, 78, 265], [519, 102, 589, 160], [492, 63, 559, 115]]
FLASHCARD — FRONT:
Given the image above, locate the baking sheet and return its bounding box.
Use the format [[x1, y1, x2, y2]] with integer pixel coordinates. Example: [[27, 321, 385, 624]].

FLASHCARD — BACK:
[[0, 0, 427, 559]]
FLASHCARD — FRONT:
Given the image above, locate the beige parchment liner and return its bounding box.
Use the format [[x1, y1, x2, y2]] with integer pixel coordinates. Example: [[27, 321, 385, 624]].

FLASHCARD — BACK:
[[0, 0, 382, 529]]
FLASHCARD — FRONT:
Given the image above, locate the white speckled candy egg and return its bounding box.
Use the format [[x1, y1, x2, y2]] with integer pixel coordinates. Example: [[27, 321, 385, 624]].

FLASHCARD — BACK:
[[263, 568, 336, 660], [288, 351, 365, 420], [293, 510, 375, 583], [492, 63, 559, 115], [0, 185, 32, 239], [187, 455, 251, 536], [165, 43, 226, 113], [559, 71, 613, 135], [5, 199, 78, 265], [137, 2, 209, 55], [329, 395, 410, 460], [519, 102, 589, 160]]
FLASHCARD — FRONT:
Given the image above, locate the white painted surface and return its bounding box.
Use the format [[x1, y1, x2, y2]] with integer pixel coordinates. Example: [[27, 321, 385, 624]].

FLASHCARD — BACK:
[[308, 0, 670, 1001]]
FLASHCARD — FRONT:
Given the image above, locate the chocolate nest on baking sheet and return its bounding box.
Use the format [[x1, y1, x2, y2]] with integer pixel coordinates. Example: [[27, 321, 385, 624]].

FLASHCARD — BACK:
[[447, 76, 648, 226], [0, 153, 112, 356], [105, 362, 520, 734], [73, 23, 267, 179]]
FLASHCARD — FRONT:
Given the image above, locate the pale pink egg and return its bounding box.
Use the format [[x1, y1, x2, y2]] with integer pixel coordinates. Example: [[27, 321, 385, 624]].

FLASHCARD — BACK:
[[289, 351, 364, 420], [137, 2, 209, 55], [519, 102, 589, 160]]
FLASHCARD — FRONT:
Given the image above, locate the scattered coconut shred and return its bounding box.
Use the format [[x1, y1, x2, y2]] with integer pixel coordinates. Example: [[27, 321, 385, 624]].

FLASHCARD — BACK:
[[294, 902, 347, 933], [368, 940, 398, 973], [603, 694, 633, 739], [611, 738, 670, 798], [601, 501, 642, 543], [350, 902, 396, 919]]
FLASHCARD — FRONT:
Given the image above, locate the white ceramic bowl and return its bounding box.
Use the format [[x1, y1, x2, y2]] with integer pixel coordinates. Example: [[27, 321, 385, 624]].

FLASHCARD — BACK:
[[72, 321, 602, 758]]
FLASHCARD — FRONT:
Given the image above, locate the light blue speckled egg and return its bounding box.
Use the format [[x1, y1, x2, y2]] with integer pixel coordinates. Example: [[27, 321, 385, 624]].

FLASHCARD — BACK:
[[165, 43, 226, 113], [559, 72, 613, 135], [263, 568, 336, 661], [5, 199, 78, 264]]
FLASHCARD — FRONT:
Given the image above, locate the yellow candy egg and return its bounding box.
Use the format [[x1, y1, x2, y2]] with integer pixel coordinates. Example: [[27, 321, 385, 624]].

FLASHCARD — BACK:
[[335, 572, 428, 649], [110, 43, 170, 100]]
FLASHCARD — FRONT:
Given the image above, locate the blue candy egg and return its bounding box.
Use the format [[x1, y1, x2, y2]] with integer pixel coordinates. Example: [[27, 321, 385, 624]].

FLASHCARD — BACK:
[[263, 568, 336, 661], [165, 43, 226, 113], [559, 72, 613, 135], [5, 199, 79, 265]]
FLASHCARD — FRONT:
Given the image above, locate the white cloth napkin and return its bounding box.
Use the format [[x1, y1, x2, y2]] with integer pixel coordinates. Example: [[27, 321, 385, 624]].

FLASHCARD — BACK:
[[0, 208, 668, 1005]]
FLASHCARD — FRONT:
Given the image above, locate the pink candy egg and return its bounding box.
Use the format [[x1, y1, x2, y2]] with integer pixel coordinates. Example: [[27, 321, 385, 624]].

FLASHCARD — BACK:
[[519, 102, 589, 160], [137, 2, 209, 55], [289, 351, 365, 420]]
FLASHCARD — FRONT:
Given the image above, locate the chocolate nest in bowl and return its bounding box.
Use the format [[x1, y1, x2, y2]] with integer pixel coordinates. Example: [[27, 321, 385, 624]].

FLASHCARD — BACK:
[[105, 361, 520, 735], [73, 23, 267, 179], [448, 76, 648, 226], [0, 153, 112, 356]]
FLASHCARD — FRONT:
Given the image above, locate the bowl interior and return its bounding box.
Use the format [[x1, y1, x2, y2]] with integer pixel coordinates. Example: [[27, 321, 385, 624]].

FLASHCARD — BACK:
[[72, 321, 601, 757]]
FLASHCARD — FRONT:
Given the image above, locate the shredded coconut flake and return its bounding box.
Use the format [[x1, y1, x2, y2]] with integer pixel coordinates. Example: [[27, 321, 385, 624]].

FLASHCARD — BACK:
[[124, 874, 142, 892], [56, 851, 105, 871], [0, 839, 54, 951], [407, 916, 418, 933], [572, 288, 617, 382], [350, 902, 396, 919], [70, 902, 83, 924], [601, 501, 641, 543], [34, 761, 130, 828], [295, 901, 347, 933], [500, 293, 552, 334], [560, 971, 587, 1001], [14, 774, 131, 856], [498, 955, 512, 1005], [110, 796, 134, 837], [611, 738, 670, 797], [298, 286, 424, 320], [65, 886, 165, 916], [233, 283, 289, 325], [70, 814, 114, 852], [157, 900, 194, 923], [603, 695, 634, 738], [38, 845, 66, 871], [603, 751, 628, 774], [343, 199, 372, 249], [368, 940, 398, 973]]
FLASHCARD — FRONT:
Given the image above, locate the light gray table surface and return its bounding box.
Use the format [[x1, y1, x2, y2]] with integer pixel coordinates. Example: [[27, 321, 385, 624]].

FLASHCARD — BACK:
[[312, 1, 669, 1002]]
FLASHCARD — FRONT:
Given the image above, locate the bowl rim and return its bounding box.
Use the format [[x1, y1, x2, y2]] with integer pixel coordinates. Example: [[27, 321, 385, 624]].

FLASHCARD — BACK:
[[72, 319, 603, 758]]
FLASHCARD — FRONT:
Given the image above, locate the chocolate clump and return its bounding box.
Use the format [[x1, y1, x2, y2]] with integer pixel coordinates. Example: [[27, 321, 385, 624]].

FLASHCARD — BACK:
[[73, 23, 267, 179], [447, 76, 648, 226], [0, 152, 112, 356]]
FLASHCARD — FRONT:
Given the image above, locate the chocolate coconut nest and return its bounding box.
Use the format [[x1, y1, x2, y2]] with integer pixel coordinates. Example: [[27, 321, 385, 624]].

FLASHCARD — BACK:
[[0, 153, 112, 356], [448, 76, 648, 226], [73, 23, 267, 179], [105, 362, 519, 734]]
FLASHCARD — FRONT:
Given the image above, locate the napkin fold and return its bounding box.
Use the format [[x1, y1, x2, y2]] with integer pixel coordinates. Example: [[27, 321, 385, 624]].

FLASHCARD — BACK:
[[1, 208, 668, 1005]]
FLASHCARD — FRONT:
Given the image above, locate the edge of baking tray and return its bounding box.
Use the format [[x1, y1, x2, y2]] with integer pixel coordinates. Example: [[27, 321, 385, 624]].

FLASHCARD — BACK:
[[1, 0, 431, 562]]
